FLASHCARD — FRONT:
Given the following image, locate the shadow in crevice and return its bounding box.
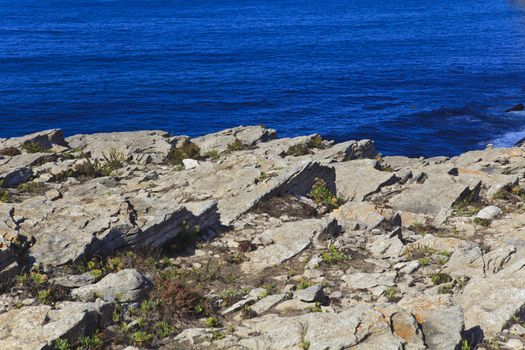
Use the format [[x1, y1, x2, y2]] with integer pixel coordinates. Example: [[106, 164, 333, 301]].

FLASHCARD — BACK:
[[461, 326, 484, 349]]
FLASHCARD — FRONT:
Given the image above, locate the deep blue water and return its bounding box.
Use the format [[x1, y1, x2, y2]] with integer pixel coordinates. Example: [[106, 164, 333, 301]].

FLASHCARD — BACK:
[[1, 0, 525, 156]]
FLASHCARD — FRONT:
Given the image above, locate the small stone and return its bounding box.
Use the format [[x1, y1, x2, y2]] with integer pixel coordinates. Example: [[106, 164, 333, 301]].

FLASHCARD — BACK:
[[45, 189, 61, 201], [295, 285, 324, 302], [476, 206, 501, 220], [249, 288, 267, 299], [183, 158, 200, 169], [510, 324, 525, 336], [506, 338, 524, 350]]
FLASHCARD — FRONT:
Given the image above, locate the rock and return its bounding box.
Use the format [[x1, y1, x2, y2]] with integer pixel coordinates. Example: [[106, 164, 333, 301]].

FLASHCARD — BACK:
[[241, 218, 339, 273], [45, 189, 61, 201], [455, 259, 525, 336], [388, 167, 481, 215], [250, 294, 286, 315], [506, 103, 525, 112], [295, 285, 324, 302], [419, 306, 464, 350], [235, 304, 402, 350], [368, 235, 404, 259], [51, 273, 97, 288], [0, 129, 68, 151], [192, 125, 276, 153], [0, 300, 113, 350], [313, 139, 376, 162], [342, 271, 397, 290], [333, 159, 397, 201], [71, 269, 151, 302], [332, 202, 385, 231], [182, 158, 200, 169], [66, 130, 174, 164], [476, 205, 502, 220], [506, 339, 525, 350], [391, 311, 426, 349], [510, 324, 525, 336]]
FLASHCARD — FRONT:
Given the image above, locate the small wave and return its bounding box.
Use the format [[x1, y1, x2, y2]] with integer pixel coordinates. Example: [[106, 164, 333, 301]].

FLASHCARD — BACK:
[[488, 119, 525, 147]]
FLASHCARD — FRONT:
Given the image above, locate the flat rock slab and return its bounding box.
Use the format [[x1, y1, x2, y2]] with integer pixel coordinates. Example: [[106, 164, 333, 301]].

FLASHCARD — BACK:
[[334, 159, 397, 201], [455, 258, 525, 336], [66, 130, 174, 164], [388, 170, 481, 216], [235, 304, 397, 350], [241, 218, 337, 273], [192, 125, 276, 153]]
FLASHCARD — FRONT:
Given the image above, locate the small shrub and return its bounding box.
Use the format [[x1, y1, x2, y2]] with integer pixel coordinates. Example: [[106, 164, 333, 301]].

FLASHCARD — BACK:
[[0, 147, 21, 156], [438, 284, 453, 294], [54, 338, 71, 350], [102, 148, 126, 171], [37, 289, 51, 304], [473, 217, 491, 227], [130, 331, 153, 345], [166, 142, 201, 166], [211, 330, 226, 341], [301, 340, 311, 350], [385, 287, 397, 302], [430, 272, 453, 285], [286, 143, 310, 157], [17, 182, 49, 194], [241, 304, 257, 319], [321, 245, 349, 265], [226, 139, 247, 152], [78, 333, 103, 350], [307, 302, 322, 313], [204, 150, 220, 161], [296, 278, 315, 290], [154, 321, 174, 338], [310, 178, 340, 208], [0, 190, 9, 203], [206, 316, 221, 328], [460, 339, 472, 350], [21, 142, 49, 153]]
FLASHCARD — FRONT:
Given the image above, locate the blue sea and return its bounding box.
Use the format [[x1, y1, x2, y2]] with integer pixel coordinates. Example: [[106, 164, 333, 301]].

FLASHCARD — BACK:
[[1, 0, 525, 157]]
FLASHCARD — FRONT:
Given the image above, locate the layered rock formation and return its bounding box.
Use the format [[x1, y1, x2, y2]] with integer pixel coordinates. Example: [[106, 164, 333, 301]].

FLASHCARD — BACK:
[[0, 126, 525, 349]]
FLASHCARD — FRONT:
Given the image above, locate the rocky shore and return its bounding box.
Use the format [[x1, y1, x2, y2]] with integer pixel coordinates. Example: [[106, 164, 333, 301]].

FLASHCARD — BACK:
[[1, 126, 525, 349]]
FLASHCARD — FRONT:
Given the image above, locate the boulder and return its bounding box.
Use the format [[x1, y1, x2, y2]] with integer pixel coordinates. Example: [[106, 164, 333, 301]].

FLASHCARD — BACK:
[[0, 129, 68, 151], [71, 269, 151, 302], [476, 205, 502, 220], [0, 300, 113, 350]]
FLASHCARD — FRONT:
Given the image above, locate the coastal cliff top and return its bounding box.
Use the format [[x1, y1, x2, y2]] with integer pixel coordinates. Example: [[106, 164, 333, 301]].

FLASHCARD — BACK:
[[1, 126, 525, 349]]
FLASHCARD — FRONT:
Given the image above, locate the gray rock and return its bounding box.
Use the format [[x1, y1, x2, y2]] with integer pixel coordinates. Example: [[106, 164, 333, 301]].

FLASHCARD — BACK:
[[250, 294, 286, 315], [241, 218, 338, 273], [66, 130, 174, 164], [0, 129, 68, 151], [182, 158, 200, 169], [71, 269, 151, 302], [419, 306, 464, 350], [342, 271, 397, 290], [192, 125, 276, 153], [295, 285, 324, 302], [0, 299, 113, 350], [51, 273, 97, 288], [476, 205, 502, 220], [334, 159, 397, 201]]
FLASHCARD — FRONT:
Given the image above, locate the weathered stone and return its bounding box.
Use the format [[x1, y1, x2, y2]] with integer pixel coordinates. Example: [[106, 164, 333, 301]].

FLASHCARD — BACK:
[[342, 271, 397, 290], [313, 139, 376, 162], [250, 294, 286, 315], [334, 159, 397, 201], [476, 205, 502, 220], [241, 218, 338, 273], [66, 130, 173, 164], [51, 273, 97, 288], [0, 300, 113, 350], [192, 125, 276, 153], [71, 269, 151, 302], [332, 202, 385, 231], [419, 306, 464, 350], [455, 258, 525, 336], [295, 285, 324, 302], [0, 129, 67, 151]]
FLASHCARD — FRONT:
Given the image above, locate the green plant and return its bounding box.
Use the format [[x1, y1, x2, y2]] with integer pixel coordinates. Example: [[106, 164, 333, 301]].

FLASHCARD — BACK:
[[154, 321, 174, 338], [310, 177, 340, 208], [17, 181, 49, 194], [21, 142, 48, 153], [211, 330, 226, 341], [204, 150, 220, 161], [430, 273, 453, 285], [321, 245, 348, 265], [257, 172, 270, 183], [54, 338, 70, 350], [102, 148, 126, 171], [301, 340, 311, 350], [226, 139, 247, 152], [130, 330, 153, 345], [78, 333, 103, 350], [385, 287, 397, 302], [206, 316, 221, 328], [473, 217, 491, 227], [37, 289, 51, 304], [460, 339, 472, 350], [167, 142, 201, 166], [418, 257, 431, 266], [438, 285, 453, 294], [296, 278, 315, 290], [90, 269, 103, 279], [0, 190, 9, 203], [106, 256, 124, 272], [307, 302, 322, 313]]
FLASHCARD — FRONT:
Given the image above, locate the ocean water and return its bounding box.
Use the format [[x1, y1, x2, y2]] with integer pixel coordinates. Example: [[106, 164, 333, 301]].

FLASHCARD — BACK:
[[1, 0, 525, 157]]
